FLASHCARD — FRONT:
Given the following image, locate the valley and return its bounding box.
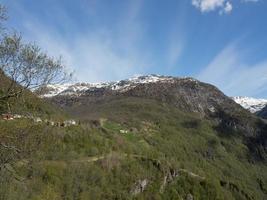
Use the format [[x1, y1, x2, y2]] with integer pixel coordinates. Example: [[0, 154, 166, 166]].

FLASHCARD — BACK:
[[1, 75, 267, 199], [1, 1, 267, 199]]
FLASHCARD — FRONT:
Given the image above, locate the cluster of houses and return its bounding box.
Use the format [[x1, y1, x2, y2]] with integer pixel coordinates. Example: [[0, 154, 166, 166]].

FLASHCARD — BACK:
[[0, 113, 77, 127], [119, 129, 128, 134], [1, 113, 22, 120]]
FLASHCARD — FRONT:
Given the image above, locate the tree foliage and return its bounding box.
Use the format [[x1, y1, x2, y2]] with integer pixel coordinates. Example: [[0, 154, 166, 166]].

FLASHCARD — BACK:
[[0, 4, 71, 102]]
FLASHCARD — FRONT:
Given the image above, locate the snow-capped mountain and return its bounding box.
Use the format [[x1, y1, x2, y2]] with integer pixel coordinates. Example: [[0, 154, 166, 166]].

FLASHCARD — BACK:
[[39, 75, 196, 98], [39, 75, 267, 114], [232, 96, 267, 113]]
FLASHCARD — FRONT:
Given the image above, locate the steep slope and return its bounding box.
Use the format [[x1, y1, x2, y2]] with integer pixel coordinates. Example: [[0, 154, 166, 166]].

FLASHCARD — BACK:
[[0, 72, 65, 119], [2, 94, 267, 199], [257, 105, 267, 119], [232, 96, 267, 113]]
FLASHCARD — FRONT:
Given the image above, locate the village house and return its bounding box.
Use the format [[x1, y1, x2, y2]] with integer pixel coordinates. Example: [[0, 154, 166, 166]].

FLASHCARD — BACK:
[[120, 129, 128, 134], [13, 114, 23, 119], [33, 117, 42, 123], [64, 120, 77, 126], [1, 113, 14, 120], [1, 113, 77, 128]]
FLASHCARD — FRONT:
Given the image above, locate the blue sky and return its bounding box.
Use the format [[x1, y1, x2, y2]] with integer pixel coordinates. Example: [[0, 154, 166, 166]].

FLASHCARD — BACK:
[[2, 0, 267, 98]]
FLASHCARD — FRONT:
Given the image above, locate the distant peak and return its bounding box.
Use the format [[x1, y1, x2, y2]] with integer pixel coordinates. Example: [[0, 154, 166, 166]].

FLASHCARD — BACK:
[[232, 96, 267, 113]]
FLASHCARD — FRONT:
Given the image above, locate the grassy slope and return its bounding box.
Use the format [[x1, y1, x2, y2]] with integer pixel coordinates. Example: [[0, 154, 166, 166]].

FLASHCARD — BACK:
[[1, 97, 267, 200], [0, 73, 66, 120]]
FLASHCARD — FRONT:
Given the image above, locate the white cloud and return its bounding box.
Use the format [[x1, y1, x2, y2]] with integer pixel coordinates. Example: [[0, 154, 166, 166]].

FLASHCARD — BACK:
[[192, 0, 224, 12], [223, 2, 233, 13], [22, 23, 152, 83], [197, 42, 267, 97], [192, 0, 231, 13], [192, 0, 259, 14]]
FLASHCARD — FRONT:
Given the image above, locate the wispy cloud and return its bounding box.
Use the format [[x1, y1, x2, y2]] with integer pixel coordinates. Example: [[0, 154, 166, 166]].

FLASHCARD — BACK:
[[242, 0, 259, 2], [165, 23, 185, 69], [198, 42, 267, 97], [167, 39, 183, 68], [10, 0, 155, 83], [10, 0, 187, 83], [165, 1, 187, 69]]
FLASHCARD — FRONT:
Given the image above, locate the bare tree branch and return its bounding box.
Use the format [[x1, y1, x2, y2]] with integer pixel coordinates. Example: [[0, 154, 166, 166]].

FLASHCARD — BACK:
[[0, 33, 72, 101]]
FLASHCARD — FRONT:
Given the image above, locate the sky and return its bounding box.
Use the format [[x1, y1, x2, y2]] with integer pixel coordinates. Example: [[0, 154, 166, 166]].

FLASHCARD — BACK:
[[1, 0, 267, 98]]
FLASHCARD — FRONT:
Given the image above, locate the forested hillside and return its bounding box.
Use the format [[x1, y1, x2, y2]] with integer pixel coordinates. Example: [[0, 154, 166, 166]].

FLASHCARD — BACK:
[[1, 82, 267, 199]]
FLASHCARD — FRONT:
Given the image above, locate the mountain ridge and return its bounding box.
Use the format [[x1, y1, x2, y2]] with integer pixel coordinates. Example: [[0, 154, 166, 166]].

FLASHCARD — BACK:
[[37, 75, 199, 97], [38, 75, 267, 116], [46, 75, 238, 115]]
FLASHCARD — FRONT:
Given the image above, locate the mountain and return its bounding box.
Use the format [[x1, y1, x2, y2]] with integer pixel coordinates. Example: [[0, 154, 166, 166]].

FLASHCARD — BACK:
[[37, 75, 179, 97], [232, 96, 267, 113], [2, 74, 267, 199], [39, 75, 267, 114], [257, 105, 267, 119], [45, 75, 246, 117], [41, 74, 246, 117], [41, 75, 267, 199], [46, 75, 267, 158]]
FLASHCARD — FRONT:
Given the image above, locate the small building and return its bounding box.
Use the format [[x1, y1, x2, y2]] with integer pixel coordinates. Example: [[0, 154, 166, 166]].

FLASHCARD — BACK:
[[49, 121, 55, 126], [14, 114, 23, 119], [120, 129, 128, 134], [45, 120, 55, 126], [64, 120, 77, 126], [1, 114, 14, 120], [60, 122, 66, 127], [34, 117, 42, 123]]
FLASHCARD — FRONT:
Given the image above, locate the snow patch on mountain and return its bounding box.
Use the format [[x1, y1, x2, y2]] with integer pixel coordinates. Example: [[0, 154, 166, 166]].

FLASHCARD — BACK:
[[41, 75, 185, 97], [232, 96, 267, 113]]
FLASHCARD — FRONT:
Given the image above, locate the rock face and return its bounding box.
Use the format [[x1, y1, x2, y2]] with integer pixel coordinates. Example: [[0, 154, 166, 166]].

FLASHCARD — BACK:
[[160, 169, 179, 193], [186, 193, 194, 200], [130, 179, 148, 195]]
